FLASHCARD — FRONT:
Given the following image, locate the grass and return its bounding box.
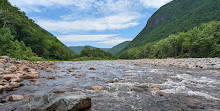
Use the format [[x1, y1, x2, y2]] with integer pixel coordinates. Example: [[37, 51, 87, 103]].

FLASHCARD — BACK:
[[0, 55, 118, 62]]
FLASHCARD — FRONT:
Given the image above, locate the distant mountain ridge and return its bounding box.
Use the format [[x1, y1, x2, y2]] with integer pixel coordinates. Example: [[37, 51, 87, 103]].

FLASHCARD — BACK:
[[69, 46, 110, 54], [108, 41, 131, 54], [119, 0, 220, 58]]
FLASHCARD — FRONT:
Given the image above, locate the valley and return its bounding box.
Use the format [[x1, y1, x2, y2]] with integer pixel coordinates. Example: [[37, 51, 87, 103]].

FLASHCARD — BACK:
[[1, 0, 220, 110]]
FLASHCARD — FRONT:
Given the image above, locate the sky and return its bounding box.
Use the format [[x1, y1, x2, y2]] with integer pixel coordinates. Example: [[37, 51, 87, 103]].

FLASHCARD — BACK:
[[8, 0, 172, 48]]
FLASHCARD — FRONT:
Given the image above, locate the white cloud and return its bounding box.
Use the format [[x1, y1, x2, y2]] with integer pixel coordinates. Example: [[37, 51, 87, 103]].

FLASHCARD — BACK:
[[140, 0, 172, 8], [57, 34, 131, 45], [8, 0, 172, 32], [57, 34, 119, 42], [98, 38, 132, 45], [36, 13, 140, 33], [9, 0, 172, 13], [8, 0, 95, 12]]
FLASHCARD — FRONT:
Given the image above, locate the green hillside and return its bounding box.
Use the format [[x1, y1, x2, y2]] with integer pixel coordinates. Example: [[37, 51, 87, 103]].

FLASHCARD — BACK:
[[69, 46, 110, 54], [138, 21, 220, 58], [109, 41, 131, 54], [0, 0, 74, 60], [119, 0, 220, 59]]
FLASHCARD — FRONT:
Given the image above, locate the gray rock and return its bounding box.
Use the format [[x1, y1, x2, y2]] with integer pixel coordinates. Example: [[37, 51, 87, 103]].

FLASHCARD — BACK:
[[8, 65, 17, 72], [28, 92, 91, 111], [0, 63, 3, 68], [1, 56, 10, 62]]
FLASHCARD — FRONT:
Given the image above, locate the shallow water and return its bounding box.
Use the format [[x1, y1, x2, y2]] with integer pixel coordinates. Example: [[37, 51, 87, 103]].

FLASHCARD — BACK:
[[1, 61, 220, 111]]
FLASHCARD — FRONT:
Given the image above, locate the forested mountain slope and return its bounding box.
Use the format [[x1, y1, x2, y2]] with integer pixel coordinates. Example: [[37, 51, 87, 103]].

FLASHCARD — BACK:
[[108, 41, 131, 54], [138, 21, 220, 59], [119, 0, 220, 58], [0, 0, 73, 60]]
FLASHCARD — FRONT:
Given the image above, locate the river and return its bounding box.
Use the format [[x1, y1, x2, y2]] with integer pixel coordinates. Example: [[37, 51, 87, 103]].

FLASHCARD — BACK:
[[1, 60, 220, 111]]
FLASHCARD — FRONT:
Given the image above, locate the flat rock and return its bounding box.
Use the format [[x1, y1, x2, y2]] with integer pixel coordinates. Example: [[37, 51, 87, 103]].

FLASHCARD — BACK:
[[29, 92, 91, 111], [8, 95, 25, 101], [24, 74, 39, 79]]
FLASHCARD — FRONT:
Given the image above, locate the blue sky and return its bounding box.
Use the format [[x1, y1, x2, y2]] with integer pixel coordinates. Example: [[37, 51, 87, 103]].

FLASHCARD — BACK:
[[8, 0, 172, 48]]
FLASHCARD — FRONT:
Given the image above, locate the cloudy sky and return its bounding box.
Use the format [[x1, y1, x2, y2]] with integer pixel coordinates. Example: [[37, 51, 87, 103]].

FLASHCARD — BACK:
[[8, 0, 172, 48]]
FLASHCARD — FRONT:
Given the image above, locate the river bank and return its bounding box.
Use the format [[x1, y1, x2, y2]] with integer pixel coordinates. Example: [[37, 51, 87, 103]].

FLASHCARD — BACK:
[[119, 58, 220, 69]]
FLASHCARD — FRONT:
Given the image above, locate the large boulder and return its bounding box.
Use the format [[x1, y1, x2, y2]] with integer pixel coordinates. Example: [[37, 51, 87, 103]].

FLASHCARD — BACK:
[[2, 74, 15, 81], [29, 92, 91, 111], [2, 74, 23, 82]]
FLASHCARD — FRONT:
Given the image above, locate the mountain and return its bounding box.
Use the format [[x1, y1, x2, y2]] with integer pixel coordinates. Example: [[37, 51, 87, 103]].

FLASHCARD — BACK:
[[69, 46, 110, 54], [0, 0, 73, 60], [119, 0, 220, 58], [108, 41, 131, 54]]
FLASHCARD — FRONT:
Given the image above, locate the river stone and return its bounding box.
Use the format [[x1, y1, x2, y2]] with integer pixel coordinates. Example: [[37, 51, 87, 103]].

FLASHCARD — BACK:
[[1, 56, 10, 62], [8, 95, 25, 101], [92, 86, 103, 91], [0, 85, 4, 92], [0, 63, 3, 68], [8, 65, 17, 72], [28, 92, 91, 111]]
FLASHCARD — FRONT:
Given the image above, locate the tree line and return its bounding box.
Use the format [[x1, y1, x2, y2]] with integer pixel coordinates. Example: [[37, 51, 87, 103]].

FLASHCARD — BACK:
[[119, 21, 220, 59], [71, 46, 117, 61]]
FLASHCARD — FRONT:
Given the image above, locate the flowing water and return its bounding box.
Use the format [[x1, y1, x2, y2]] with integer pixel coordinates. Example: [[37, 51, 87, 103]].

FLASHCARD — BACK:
[[1, 61, 220, 111]]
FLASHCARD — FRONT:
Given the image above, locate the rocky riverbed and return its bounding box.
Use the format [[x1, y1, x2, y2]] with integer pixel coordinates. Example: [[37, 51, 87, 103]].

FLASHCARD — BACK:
[[119, 58, 220, 69], [0, 57, 220, 111]]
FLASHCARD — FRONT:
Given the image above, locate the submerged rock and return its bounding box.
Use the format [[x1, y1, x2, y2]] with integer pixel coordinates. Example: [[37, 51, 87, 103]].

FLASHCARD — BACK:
[[34, 81, 41, 86], [92, 86, 103, 91], [150, 87, 160, 91], [89, 68, 96, 70], [46, 76, 56, 80], [45, 68, 52, 72], [29, 92, 91, 111]]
